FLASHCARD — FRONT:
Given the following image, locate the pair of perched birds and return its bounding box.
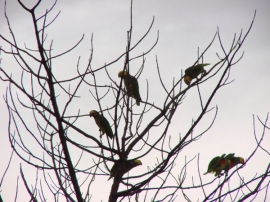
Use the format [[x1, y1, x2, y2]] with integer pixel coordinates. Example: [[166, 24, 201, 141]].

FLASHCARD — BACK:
[[88, 71, 140, 139], [187, 65, 246, 177], [184, 65, 246, 176], [89, 64, 211, 180], [115, 64, 210, 107], [204, 153, 245, 177], [106, 153, 244, 181]]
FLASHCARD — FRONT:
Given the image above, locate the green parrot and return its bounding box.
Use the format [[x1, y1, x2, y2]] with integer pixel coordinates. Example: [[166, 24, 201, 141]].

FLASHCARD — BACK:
[[118, 70, 141, 106], [108, 159, 142, 180], [204, 154, 227, 176], [89, 110, 114, 139], [204, 153, 245, 177], [224, 153, 235, 160], [184, 63, 210, 85], [224, 154, 245, 173]]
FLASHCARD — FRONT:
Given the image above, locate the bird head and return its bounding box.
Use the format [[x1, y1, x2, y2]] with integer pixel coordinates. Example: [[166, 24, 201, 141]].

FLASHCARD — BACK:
[[184, 76, 191, 85], [134, 159, 142, 166], [239, 157, 245, 164], [89, 110, 98, 117], [118, 71, 128, 78]]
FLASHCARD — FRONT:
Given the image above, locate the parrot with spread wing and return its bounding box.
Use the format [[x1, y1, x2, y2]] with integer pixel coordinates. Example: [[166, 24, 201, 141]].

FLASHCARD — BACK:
[[118, 71, 141, 106], [108, 159, 142, 180], [204, 153, 245, 177], [204, 154, 227, 176], [89, 110, 114, 139], [184, 63, 210, 85]]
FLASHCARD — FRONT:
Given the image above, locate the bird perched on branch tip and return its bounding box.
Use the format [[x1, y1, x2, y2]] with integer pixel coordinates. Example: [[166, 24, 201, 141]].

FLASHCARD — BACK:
[[184, 63, 210, 85], [204, 153, 245, 177]]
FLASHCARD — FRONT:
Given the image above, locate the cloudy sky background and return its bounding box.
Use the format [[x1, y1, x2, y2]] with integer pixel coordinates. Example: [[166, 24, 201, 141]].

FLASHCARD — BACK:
[[0, 0, 269, 201]]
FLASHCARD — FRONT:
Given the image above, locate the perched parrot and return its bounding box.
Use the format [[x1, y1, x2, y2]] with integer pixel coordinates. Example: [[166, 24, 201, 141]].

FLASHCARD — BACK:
[[108, 159, 142, 180], [204, 154, 227, 176], [224, 154, 245, 173], [184, 63, 210, 85], [118, 70, 141, 106], [204, 153, 245, 177], [89, 110, 114, 139]]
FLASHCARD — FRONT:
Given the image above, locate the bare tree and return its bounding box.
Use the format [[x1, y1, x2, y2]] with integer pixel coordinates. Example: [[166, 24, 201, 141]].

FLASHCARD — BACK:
[[0, 0, 269, 202]]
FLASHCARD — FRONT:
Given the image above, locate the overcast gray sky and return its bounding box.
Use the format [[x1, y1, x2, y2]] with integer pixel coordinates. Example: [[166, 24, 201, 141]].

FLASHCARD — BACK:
[[0, 0, 269, 201]]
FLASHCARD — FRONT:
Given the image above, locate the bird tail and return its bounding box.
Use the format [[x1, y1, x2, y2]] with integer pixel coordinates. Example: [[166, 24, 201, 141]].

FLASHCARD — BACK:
[[136, 96, 142, 106], [106, 132, 113, 139]]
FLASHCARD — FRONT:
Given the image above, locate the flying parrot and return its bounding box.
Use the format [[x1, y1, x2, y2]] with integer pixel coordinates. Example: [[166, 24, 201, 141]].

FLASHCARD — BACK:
[[108, 159, 142, 180], [204, 154, 227, 176], [89, 110, 114, 139], [184, 63, 210, 85], [118, 70, 142, 106]]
